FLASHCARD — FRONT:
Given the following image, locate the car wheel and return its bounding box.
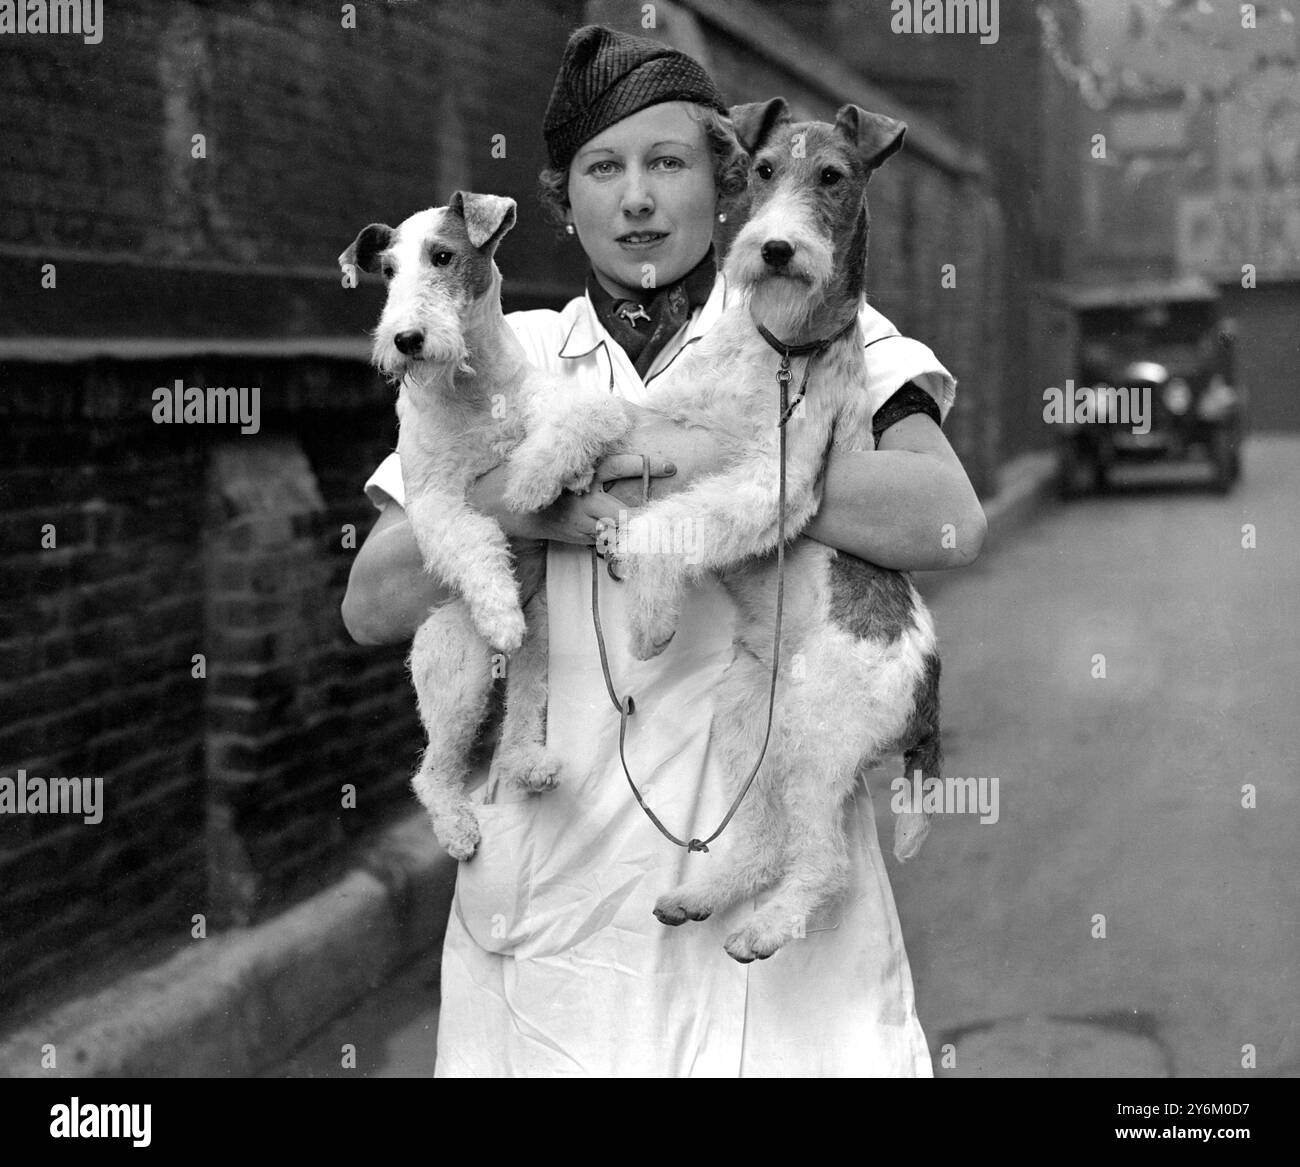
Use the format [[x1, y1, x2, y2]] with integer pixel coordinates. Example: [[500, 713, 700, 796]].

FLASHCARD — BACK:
[[1058, 441, 1101, 498], [1209, 429, 1239, 494]]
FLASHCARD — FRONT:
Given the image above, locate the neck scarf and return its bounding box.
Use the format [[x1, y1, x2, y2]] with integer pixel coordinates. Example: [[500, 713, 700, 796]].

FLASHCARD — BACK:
[[587, 247, 718, 377]]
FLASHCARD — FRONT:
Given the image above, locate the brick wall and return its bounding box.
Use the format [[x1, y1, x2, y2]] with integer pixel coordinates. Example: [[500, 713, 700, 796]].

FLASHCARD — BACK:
[[0, 359, 428, 1019], [0, 0, 589, 332]]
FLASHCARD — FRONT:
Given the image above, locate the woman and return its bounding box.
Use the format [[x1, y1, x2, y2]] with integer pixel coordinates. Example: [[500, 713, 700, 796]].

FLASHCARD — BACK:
[[343, 25, 986, 1077]]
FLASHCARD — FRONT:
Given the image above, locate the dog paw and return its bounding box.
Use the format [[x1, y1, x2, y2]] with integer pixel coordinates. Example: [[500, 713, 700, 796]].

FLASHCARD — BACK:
[[653, 890, 714, 927], [497, 750, 561, 794], [561, 467, 597, 496], [503, 476, 562, 515], [630, 624, 675, 661], [472, 600, 526, 655], [892, 811, 932, 862], [723, 918, 789, 964], [432, 804, 481, 862]]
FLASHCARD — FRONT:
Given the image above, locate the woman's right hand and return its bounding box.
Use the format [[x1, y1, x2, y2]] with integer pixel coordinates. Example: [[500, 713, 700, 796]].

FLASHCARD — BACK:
[[468, 454, 678, 544]]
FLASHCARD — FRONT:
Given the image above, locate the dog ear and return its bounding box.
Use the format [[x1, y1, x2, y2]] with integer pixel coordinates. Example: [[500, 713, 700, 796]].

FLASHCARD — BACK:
[[338, 224, 393, 274], [834, 105, 907, 172], [728, 97, 792, 156], [448, 191, 518, 254]]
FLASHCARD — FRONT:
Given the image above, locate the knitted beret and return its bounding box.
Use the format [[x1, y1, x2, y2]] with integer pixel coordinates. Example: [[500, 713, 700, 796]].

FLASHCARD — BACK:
[[542, 25, 727, 170]]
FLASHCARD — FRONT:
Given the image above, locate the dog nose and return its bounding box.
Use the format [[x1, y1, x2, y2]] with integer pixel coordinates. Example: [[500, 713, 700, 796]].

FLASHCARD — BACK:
[[761, 240, 794, 268], [394, 330, 424, 356]]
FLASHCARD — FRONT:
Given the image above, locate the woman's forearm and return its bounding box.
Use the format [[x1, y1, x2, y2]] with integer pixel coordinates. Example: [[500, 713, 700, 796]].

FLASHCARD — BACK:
[[806, 444, 987, 570]]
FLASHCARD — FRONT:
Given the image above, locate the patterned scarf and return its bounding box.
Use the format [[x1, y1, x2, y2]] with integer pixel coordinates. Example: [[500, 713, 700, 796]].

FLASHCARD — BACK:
[[587, 248, 718, 377]]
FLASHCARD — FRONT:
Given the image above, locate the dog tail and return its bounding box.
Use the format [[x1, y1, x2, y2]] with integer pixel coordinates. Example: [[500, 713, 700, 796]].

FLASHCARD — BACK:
[[895, 652, 940, 862]]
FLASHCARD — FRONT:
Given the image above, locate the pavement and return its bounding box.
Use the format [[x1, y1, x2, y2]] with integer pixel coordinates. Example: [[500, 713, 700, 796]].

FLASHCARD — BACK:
[[0, 442, 1104, 1079]]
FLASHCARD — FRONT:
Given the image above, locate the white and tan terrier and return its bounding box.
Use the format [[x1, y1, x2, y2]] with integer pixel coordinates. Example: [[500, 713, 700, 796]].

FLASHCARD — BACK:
[[510, 100, 942, 962], [340, 192, 629, 859]]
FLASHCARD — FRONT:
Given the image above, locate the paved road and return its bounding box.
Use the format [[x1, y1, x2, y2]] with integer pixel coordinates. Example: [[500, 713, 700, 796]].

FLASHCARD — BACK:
[[895, 435, 1300, 1077], [270, 436, 1299, 1078]]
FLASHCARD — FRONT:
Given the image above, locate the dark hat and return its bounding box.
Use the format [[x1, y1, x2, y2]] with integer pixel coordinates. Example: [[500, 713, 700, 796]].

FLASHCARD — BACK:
[[543, 25, 727, 170]]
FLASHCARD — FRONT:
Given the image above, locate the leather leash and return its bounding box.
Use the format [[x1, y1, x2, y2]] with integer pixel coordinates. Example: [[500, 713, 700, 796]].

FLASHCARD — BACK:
[[588, 311, 858, 853]]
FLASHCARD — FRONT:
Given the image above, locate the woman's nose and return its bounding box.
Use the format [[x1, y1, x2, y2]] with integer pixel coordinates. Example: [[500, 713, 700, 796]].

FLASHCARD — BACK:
[[619, 168, 654, 216]]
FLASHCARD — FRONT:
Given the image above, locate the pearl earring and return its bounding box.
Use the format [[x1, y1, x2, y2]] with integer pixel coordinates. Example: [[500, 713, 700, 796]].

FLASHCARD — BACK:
[[717, 211, 727, 223], [565, 223, 576, 235]]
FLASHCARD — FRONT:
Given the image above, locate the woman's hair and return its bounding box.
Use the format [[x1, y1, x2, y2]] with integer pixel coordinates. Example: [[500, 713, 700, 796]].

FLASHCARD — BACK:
[[537, 103, 750, 233]]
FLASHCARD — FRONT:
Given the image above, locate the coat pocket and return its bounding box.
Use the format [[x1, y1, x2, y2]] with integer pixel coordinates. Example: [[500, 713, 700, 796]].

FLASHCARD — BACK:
[[452, 800, 538, 956]]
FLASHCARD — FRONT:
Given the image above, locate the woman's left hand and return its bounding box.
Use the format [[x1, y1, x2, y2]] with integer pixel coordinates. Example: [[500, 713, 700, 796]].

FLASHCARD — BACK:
[[599, 404, 726, 508]]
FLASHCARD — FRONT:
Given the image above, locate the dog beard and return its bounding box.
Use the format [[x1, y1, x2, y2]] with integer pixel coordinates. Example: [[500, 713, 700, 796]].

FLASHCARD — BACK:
[[371, 315, 473, 382]]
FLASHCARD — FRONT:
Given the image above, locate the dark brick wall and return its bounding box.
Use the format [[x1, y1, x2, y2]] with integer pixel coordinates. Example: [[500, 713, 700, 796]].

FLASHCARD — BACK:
[[0, 0, 589, 322], [0, 359, 421, 1018]]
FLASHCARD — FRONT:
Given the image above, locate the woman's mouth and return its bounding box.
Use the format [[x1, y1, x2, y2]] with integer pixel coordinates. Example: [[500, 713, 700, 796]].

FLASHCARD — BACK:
[[617, 231, 669, 251]]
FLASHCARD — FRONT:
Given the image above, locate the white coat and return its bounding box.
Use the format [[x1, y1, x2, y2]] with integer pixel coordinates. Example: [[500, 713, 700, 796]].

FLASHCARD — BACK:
[[365, 271, 956, 1077]]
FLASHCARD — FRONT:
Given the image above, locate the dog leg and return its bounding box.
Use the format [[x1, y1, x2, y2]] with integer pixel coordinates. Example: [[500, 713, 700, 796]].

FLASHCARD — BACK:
[[723, 747, 856, 964], [619, 455, 824, 659], [408, 602, 495, 860], [403, 487, 526, 653], [653, 650, 788, 925], [503, 390, 632, 512], [488, 583, 561, 793]]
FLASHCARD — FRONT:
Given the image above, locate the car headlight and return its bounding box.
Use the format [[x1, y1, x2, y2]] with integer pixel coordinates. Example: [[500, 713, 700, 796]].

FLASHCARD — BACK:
[[1163, 378, 1192, 416], [1197, 375, 1237, 421]]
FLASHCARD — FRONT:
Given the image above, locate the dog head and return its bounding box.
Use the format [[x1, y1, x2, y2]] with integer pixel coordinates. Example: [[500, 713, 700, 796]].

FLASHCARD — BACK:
[[339, 192, 517, 380], [725, 98, 905, 333]]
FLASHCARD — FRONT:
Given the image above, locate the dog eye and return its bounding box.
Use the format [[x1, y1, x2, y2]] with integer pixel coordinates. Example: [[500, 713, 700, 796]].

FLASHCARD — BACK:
[[755, 161, 773, 181], [432, 251, 455, 266], [820, 167, 843, 185], [381, 263, 395, 279]]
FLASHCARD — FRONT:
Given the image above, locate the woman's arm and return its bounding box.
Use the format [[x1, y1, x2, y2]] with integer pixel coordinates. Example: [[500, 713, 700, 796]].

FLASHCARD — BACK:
[[341, 440, 681, 646], [342, 404, 983, 645], [804, 412, 987, 570]]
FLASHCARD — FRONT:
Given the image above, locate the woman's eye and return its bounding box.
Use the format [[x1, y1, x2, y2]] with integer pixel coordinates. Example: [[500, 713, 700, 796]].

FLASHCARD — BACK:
[[433, 251, 454, 266], [755, 161, 774, 181], [589, 161, 618, 176], [654, 157, 684, 171], [821, 167, 842, 185]]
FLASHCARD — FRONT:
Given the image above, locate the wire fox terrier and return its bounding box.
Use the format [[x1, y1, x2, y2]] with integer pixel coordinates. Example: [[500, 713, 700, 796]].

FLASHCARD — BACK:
[[340, 192, 629, 860], [511, 100, 943, 962]]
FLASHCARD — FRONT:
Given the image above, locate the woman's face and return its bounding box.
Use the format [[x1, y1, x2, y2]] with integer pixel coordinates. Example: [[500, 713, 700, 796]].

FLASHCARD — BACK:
[[567, 102, 718, 302]]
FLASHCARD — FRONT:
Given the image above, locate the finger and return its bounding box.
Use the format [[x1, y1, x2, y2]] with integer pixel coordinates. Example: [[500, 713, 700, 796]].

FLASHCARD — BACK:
[[575, 490, 631, 523], [594, 454, 677, 483]]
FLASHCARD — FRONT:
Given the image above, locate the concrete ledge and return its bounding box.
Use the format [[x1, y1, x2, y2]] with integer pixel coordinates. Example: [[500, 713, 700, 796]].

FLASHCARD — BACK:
[[983, 451, 1059, 548], [0, 814, 457, 1078]]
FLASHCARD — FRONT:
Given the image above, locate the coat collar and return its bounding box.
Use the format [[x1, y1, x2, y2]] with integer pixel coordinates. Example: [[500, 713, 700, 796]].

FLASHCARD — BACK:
[[557, 271, 729, 374]]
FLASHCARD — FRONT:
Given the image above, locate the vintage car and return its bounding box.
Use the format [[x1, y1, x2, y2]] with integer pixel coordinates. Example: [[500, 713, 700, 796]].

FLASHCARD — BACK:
[[1056, 278, 1244, 496]]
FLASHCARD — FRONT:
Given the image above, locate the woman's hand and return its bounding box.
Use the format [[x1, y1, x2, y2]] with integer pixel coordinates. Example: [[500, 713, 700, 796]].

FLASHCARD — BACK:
[[342, 408, 729, 646]]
